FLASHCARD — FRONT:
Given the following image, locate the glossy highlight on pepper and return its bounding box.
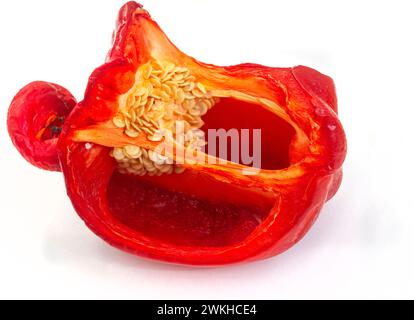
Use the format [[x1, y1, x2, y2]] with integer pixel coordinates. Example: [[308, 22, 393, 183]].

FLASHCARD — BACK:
[[7, 1, 347, 266]]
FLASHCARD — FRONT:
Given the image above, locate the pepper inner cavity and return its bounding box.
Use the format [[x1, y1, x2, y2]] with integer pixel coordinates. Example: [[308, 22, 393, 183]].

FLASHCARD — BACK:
[[111, 59, 219, 176], [36, 114, 65, 140]]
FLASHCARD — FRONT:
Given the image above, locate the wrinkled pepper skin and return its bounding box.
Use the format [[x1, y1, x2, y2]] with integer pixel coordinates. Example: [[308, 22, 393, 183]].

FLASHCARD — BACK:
[[7, 2, 346, 266]]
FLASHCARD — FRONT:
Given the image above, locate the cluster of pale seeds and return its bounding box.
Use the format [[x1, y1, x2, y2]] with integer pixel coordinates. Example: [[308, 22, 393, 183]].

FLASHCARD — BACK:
[[110, 59, 219, 176]]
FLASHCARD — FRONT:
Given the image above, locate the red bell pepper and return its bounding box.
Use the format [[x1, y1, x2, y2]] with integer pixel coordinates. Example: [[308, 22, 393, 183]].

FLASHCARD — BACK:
[[7, 1, 346, 266], [8, 81, 76, 171]]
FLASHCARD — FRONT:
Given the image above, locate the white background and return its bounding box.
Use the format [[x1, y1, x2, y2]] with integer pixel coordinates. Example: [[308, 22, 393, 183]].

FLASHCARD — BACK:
[[0, 0, 413, 299]]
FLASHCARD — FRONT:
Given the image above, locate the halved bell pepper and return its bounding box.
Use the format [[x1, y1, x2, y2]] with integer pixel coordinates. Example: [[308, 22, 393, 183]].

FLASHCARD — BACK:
[[7, 1, 346, 266]]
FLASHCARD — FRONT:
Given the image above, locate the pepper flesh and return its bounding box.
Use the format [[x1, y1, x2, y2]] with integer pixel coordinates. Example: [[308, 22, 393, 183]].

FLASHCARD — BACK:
[[8, 81, 76, 171], [7, 1, 346, 266]]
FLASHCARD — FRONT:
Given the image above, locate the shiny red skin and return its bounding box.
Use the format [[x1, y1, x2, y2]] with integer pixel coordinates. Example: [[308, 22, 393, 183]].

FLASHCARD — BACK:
[[7, 2, 346, 266], [8, 81, 76, 171]]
